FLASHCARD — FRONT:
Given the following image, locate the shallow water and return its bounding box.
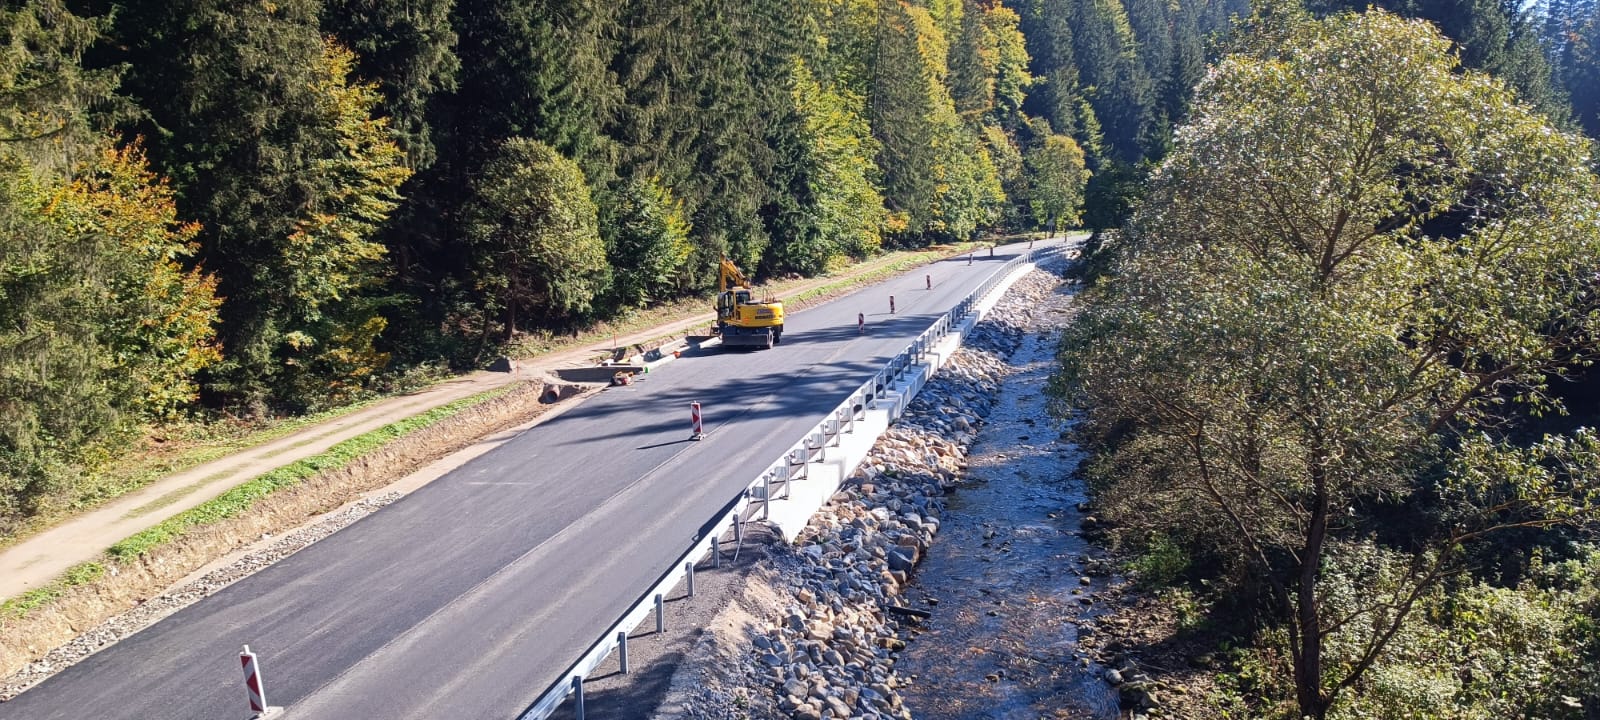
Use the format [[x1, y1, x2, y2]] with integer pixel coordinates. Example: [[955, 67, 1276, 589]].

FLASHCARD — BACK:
[[898, 286, 1119, 720]]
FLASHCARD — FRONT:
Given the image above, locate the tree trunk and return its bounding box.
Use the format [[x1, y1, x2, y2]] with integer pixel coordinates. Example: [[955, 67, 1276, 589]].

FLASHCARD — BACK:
[[1295, 482, 1332, 720]]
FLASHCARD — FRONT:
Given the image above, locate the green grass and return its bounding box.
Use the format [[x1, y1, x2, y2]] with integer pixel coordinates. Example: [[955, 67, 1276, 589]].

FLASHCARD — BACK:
[[1, 562, 104, 621], [3, 397, 395, 548], [121, 474, 228, 520]]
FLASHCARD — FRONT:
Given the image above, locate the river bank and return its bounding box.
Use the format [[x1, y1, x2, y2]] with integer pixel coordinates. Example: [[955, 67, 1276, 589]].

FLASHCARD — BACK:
[[650, 252, 1164, 720]]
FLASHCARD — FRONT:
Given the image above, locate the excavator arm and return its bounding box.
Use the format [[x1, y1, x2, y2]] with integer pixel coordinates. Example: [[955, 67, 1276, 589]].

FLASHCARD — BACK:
[[718, 258, 751, 292]]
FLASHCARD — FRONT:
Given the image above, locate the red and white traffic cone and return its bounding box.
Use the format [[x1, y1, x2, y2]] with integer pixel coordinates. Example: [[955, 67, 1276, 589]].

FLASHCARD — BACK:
[[240, 645, 280, 717], [858, 313, 865, 334], [925, 274, 931, 290], [691, 402, 704, 440], [890, 295, 896, 314]]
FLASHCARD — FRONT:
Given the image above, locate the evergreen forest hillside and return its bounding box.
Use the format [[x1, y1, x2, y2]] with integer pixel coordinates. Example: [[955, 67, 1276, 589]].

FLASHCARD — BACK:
[[0, 0, 1255, 530]]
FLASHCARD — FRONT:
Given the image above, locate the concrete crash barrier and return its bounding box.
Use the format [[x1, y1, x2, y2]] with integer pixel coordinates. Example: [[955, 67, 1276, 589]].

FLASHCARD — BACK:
[[553, 365, 646, 384]]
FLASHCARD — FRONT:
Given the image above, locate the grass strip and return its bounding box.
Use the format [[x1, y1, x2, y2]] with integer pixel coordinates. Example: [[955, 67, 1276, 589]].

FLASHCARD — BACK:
[[0, 562, 105, 621], [1, 383, 519, 621]]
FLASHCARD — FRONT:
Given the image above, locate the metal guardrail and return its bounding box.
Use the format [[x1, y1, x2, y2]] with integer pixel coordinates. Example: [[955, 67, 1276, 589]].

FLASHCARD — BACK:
[[518, 245, 1055, 720]]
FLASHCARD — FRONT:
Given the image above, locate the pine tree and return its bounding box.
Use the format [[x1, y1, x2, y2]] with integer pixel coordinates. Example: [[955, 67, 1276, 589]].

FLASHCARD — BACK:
[[321, 0, 460, 169]]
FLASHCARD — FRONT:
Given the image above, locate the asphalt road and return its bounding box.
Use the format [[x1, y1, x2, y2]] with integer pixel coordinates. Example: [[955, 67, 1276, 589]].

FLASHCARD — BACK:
[[0, 239, 1062, 720]]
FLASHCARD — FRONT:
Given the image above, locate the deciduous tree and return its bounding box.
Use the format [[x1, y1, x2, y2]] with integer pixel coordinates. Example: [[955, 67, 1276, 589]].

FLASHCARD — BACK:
[[1058, 10, 1600, 718], [462, 138, 609, 336], [1024, 132, 1088, 232]]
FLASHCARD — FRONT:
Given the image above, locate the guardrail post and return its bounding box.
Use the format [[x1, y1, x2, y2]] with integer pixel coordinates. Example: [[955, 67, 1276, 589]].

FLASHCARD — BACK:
[[762, 473, 771, 521], [573, 676, 585, 720], [655, 594, 666, 634], [618, 631, 630, 674], [686, 561, 696, 597]]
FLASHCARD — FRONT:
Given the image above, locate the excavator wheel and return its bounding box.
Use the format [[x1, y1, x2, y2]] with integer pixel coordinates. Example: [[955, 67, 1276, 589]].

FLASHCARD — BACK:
[[763, 330, 774, 349]]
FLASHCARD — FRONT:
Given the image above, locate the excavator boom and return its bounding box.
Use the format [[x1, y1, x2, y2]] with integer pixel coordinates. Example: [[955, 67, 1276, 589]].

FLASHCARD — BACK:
[[718, 258, 751, 293]]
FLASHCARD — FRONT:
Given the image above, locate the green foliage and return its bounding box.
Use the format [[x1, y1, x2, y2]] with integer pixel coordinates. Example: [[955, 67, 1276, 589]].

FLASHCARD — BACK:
[[463, 138, 609, 333], [1312, 0, 1567, 121], [0, 143, 220, 531], [0, 561, 101, 620], [1128, 532, 1192, 588], [871, 0, 1003, 242], [1024, 132, 1089, 230], [1540, 0, 1600, 138], [1058, 9, 1600, 717], [604, 175, 693, 307], [320, 0, 459, 169], [106, 1, 410, 413], [949, 1, 1033, 122], [0, 0, 120, 159], [766, 59, 885, 275], [277, 41, 413, 410]]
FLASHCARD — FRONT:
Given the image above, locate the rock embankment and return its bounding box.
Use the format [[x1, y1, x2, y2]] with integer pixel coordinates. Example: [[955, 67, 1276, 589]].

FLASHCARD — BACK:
[[659, 264, 1067, 720]]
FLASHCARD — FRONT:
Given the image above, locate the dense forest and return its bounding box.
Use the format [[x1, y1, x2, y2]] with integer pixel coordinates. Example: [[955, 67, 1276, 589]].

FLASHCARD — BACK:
[[1059, 3, 1600, 719], [0, 0, 1254, 526]]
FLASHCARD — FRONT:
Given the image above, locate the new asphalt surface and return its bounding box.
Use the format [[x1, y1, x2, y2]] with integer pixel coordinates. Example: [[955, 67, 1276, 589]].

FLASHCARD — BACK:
[[0, 239, 1061, 720]]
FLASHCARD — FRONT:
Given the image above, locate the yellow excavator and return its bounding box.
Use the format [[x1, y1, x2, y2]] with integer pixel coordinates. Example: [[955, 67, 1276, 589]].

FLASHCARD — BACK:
[[713, 258, 785, 349]]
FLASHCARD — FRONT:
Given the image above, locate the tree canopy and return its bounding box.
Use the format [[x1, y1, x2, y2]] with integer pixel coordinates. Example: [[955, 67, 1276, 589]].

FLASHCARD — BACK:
[[1057, 9, 1600, 717]]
